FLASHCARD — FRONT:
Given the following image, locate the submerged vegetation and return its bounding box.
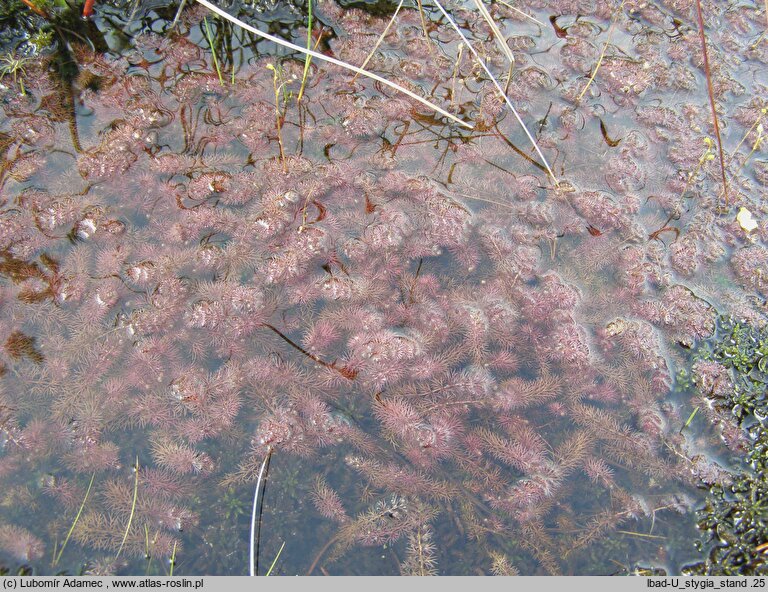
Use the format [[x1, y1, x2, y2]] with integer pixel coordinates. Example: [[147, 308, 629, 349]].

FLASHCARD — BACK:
[[0, 0, 766, 576], [683, 317, 768, 576]]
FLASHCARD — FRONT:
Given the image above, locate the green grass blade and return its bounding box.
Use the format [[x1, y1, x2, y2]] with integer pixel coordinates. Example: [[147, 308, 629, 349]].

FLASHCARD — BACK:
[[53, 472, 95, 566], [116, 456, 140, 559], [577, 0, 624, 101], [172, 0, 187, 28], [265, 541, 285, 576], [297, 0, 313, 102], [204, 16, 224, 86], [680, 407, 700, 434], [169, 541, 178, 577]]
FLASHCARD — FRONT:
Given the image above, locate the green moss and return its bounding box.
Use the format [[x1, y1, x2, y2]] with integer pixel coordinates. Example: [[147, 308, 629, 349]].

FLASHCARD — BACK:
[[29, 29, 54, 50], [696, 316, 768, 421], [685, 316, 768, 575]]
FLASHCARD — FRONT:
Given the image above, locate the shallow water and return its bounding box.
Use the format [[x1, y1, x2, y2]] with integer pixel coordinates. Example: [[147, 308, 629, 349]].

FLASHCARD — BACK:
[[0, 0, 766, 575]]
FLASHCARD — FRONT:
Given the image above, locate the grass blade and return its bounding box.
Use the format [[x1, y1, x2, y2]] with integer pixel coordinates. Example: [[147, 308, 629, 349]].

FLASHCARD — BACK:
[[53, 472, 95, 567], [169, 541, 178, 577], [192, 0, 472, 129], [472, 0, 514, 66], [297, 0, 313, 102], [352, 0, 405, 82], [203, 17, 225, 86], [416, 0, 432, 49], [265, 541, 285, 576], [116, 456, 140, 559], [493, 0, 544, 27], [171, 0, 187, 28], [472, 0, 514, 93], [431, 0, 558, 186], [729, 107, 765, 158], [577, 0, 624, 101], [680, 406, 700, 434]]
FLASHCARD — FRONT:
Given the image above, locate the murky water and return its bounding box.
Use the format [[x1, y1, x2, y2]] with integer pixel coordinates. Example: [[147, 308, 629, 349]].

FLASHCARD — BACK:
[[0, 0, 766, 575]]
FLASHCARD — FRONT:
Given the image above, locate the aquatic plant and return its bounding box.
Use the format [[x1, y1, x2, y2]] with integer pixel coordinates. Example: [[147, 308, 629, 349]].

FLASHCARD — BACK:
[[0, 525, 44, 563], [684, 317, 768, 575], [0, 0, 765, 576], [0, 53, 32, 96]]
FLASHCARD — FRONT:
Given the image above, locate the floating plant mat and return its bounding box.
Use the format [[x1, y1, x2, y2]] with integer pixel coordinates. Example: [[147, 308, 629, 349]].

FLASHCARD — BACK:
[[0, 0, 766, 576]]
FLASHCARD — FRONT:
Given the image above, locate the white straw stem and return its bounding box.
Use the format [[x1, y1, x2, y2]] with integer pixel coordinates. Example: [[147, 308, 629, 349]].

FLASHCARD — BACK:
[[249, 449, 271, 577], [433, 0, 558, 185], [192, 0, 472, 129]]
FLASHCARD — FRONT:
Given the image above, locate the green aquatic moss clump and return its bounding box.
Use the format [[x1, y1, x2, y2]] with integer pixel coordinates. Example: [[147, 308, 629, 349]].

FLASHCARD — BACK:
[[699, 317, 768, 421], [686, 316, 768, 576]]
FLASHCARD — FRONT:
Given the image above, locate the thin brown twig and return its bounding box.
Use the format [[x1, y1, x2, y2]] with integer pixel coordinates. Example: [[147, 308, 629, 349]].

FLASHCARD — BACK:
[[307, 534, 341, 575], [693, 0, 729, 207], [20, 0, 50, 18], [260, 323, 357, 380], [615, 529, 667, 540]]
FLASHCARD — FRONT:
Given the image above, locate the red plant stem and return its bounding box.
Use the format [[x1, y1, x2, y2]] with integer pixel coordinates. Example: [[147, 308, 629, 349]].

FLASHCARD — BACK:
[[82, 0, 96, 18], [306, 534, 339, 575], [20, 0, 50, 19], [648, 225, 680, 242], [260, 323, 357, 380], [694, 0, 729, 207]]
